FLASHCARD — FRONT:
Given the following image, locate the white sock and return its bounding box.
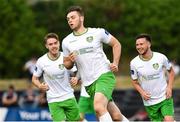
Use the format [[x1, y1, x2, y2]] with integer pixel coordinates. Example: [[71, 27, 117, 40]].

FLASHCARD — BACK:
[[82, 119, 88, 122], [122, 114, 129, 122], [99, 112, 113, 122]]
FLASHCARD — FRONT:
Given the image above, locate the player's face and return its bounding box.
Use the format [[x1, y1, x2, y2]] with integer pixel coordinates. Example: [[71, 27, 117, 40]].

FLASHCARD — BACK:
[[136, 38, 150, 55], [67, 11, 83, 31], [45, 38, 60, 55]]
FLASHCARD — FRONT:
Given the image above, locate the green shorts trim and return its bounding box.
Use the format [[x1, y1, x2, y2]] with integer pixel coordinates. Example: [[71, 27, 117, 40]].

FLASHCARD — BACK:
[[145, 98, 174, 121], [78, 96, 94, 113], [85, 71, 116, 101], [48, 97, 80, 121]]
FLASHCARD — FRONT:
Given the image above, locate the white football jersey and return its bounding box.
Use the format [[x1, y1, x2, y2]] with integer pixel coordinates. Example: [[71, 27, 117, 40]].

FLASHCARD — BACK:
[[62, 28, 112, 86], [33, 52, 75, 103], [80, 85, 90, 97], [130, 52, 172, 106]]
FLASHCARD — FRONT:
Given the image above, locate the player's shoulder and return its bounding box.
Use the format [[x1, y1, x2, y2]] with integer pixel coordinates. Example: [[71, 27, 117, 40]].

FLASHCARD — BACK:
[[60, 51, 64, 57], [89, 27, 111, 38], [88, 27, 105, 33], [153, 52, 166, 58], [131, 55, 139, 62], [130, 55, 140, 65], [37, 53, 48, 62], [88, 27, 104, 30], [153, 51, 163, 56], [62, 32, 74, 43]]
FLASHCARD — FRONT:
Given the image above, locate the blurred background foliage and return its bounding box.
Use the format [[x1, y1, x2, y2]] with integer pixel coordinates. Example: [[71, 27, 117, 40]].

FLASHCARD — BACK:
[[0, 0, 179, 78]]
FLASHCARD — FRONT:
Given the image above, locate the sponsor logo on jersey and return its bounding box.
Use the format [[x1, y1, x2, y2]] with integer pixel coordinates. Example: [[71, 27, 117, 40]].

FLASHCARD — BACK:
[[86, 36, 93, 43], [73, 50, 79, 56], [59, 64, 64, 70], [79, 47, 93, 54], [70, 40, 77, 43], [141, 73, 160, 81], [153, 63, 159, 70]]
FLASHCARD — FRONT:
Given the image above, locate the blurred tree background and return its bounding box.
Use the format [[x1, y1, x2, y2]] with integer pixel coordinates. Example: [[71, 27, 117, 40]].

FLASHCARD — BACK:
[[0, 0, 179, 78]]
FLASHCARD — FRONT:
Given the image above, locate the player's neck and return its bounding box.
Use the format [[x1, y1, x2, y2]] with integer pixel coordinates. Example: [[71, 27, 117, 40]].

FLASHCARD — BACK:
[[73, 26, 87, 35], [47, 52, 60, 61], [140, 50, 153, 61]]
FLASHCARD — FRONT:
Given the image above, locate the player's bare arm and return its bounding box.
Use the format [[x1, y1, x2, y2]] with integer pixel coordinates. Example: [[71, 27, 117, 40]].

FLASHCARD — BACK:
[[63, 54, 75, 69], [166, 67, 175, 99], [32, 75, 49, 91], [132, 80, 151, 101], [108, 36, 121, 72]]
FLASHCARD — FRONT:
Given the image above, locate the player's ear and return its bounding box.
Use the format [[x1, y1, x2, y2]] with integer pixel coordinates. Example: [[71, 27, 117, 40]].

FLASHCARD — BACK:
[[45, 44, 49, 49], [80, 16, 84, 22], [148, 41, 151, 48]]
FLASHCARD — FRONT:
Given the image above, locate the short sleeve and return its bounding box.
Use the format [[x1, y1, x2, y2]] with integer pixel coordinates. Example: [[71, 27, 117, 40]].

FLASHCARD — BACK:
[[70, 65, 77, 72], [62, 40, 70, 57], [33, 59, 43, 77], [99, 28, 112, 44], [162, 54, 172, 70], [130, 62, 138, 80]]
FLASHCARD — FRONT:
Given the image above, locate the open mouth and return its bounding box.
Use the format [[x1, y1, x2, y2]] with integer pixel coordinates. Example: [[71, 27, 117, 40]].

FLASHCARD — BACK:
[[52, 48, 58, 52]]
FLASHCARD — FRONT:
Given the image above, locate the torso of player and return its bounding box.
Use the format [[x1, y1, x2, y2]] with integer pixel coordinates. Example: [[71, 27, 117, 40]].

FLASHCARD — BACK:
[[35, 52, 74, 103], [63, 28, 111, 86], [130, 52, 170, 106], [80, 85, 90, 97], [135, 56, 164, 84], [42, 56, 65, 81]]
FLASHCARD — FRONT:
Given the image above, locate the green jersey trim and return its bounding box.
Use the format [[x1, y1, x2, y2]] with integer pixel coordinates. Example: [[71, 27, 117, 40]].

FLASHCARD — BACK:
[[47, 52, 61, 61], [139, 52, 153, 61], [73, 28, 88, 36]]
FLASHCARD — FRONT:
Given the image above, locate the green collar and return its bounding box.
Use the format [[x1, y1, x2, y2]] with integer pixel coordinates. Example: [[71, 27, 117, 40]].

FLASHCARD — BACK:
[[73, 28, 88, 36], [47, 52, 60, 61], [139, 52, 153, 61]]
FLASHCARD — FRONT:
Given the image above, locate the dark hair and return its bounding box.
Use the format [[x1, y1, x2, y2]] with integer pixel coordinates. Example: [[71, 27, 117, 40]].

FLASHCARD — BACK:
[[9, 84, 14, 90], [135, 33, 151, 42], [44, 33, 59, 44], [66, 5, 84, 16]]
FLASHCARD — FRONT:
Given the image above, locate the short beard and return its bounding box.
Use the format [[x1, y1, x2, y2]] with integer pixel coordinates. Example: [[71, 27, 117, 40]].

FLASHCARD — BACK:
[[73, 21, 82, 31], [141, 48, 148, 55]]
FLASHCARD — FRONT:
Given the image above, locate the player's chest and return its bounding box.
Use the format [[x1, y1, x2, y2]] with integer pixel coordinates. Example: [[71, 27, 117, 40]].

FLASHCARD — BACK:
[[42, 61, 66, 76], [136, 61, 163, 76], [68, 35, 101, 51]]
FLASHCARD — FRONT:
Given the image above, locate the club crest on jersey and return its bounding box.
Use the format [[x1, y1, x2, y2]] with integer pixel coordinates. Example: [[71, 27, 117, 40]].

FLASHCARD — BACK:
[[59, 64, 64, 70], [86, 36, 93, 43], [153, 63, 159, 70]]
